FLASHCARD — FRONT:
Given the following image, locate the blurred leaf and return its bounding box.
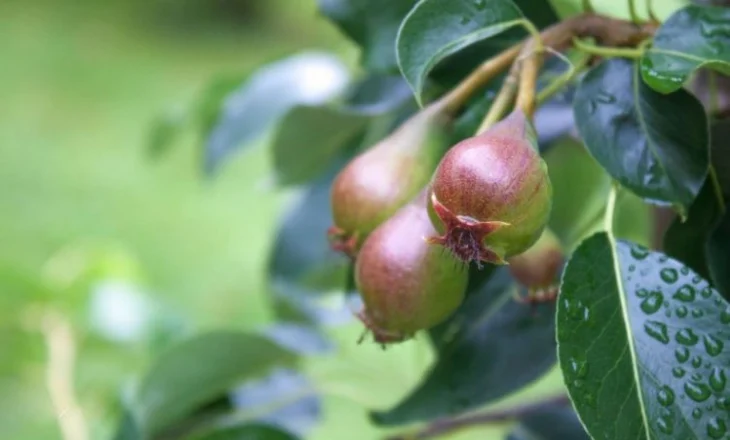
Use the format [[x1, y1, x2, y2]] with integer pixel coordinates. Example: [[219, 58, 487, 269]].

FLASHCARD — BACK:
[[573, 58, 709, 217], [187, 423, 299, 440], [262, 323, 334, 355], [396, 0, 524, 103], [204, 53, 349, 174], [271, 106, 368, 186], [506, 405, 589, 440], [147, 108, 189, 160], [229, 368, 320, 437], [132, 331, 297, 437], [557, 233, 730, 440], [318, 0, 417, 72], [641, 5, 730, 94], [268, 167, 352, 326], [341, 74, 415, 115], [371, 268, 557, 425]]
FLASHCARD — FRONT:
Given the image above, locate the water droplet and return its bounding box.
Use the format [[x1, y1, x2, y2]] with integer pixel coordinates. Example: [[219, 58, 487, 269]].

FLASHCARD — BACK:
[[473, 0, 487, 9], [703, 334, 724, 356], [676, 328, 699, 346], [631, 246, 649, 260], [657, 416, 674, 434], [659, 255, 668, 263], [692, 356, 703, 369], [645, 320, 670, 344], [675, 347, 690, 363], [460, 16, 470, 24], [568, 356, 589, 378], [692, 275, 702, 284], [677, 306, 689, 318], [710, 367, 727, 392], [636, 288, 649, 298], [701, 286, 712, 298], [692, 309, 705, 318], [595, 91, 616, 104], [685, 381, 712, 402], [565, 299, 589, 322], [715, 298, 723, 307], [680, 266, 690, 275], [674, 284, 696, 302], [660, 268, 679, 284], [721, 308, 730, 324], [583, 392, 596, 408], [707, 417, 728, 439], [657, 386, 675, 406], [673, 366, 686, 378], [717, 397, 730, 410], [691, 372, 703, 382], [641, 292, 664, 314], [573, 379, 585, 388], [693, 408, 703, 419]]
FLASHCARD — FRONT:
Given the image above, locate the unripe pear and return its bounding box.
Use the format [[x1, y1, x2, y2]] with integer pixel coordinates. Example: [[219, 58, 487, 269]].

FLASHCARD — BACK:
[[329, 103, 450, 256], [427, 110, 552, 266], [508, 227, 564, 293], [355, 191, 468, 345]]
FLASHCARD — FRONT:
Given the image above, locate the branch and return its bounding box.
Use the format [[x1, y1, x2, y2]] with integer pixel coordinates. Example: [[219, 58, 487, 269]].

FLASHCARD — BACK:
[[385, 394, 571, 440], [41, 310, 89, 440]]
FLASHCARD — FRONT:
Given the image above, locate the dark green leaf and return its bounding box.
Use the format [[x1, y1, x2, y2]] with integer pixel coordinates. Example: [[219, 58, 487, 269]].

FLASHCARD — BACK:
[[132, 331, 297, 437], [147, 108, 188, 160], [318, 0, 417, 72], [371, 268, 557, 425], [506, 405, 589, 440], [708, 212, 730, 300], [396, 0, 524, 103], [558, 233, 730, 440], [573, 58, 709, 216], [641, 5, 730, 93], [271, 106, 368, 186], [268, 167, 352, 325], [187, 423, 298, 440], [204, 53, 349, 174]]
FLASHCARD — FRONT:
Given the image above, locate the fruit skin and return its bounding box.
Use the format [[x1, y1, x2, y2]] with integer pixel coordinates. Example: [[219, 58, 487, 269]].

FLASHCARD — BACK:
[[355, 191, 468, 344], [329, 103, 449, 256], [508, 227, 564, 295], [427, 110, 552, 266]]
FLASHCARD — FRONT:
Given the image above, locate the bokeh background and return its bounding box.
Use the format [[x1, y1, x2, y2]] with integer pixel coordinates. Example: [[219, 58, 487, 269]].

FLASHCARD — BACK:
[[0, 0, 684, 438]]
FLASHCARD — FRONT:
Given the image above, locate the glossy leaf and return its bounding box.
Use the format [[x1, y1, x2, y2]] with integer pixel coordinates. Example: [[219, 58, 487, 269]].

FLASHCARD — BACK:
[[506, 405, 589, 440], [641, 5, 730, 94], [573, 58, 709, 216], [708, 212, 730, 300], [132, 331, 297, 437], [187, 423, 299, 440], [204, 53, 349, 173], [271, 106, 368, 186], [268, 167, 353, 326], [558, 233, 730, 440], [318, 0, 417, 72], [371, 268, 557, 425], [229, 368, 320, 437], [396, 0, 524, 103]]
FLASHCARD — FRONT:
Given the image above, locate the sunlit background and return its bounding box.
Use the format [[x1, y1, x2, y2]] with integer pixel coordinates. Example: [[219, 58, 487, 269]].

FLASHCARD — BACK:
[[0, 0, 687, 438]]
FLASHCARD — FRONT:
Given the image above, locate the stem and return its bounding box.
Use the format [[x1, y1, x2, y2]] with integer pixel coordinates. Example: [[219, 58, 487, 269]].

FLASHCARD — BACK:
[[582, 0, 594, 13], [476, 63, 520, 134], [41, 310, 89, 440], [628, 0, 640, 23], [647, 0, 659, 22], [604, 184, 619, 233], [709, 164, 727, 213], [572, 37, 645, 59], [536, 50, 591, 105], [385, 394, 571, 440]]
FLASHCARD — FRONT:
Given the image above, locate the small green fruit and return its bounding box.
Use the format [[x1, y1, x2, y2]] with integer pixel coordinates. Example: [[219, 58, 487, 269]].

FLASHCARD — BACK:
[[427, 110, 552, 266], [355, 191, 468, 345], [508, 227, 564, 291]]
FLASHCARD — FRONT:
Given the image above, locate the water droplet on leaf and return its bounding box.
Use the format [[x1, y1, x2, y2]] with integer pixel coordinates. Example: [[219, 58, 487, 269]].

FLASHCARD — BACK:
[[641, 292, 663, 314], [660, 268, 679, 284], [677, 306, 688, 318], [675, 347, 690, 363], [710, 367, 727, 392], [707, 417, 728, 439], [673, 366, 686, 378], [703, 334, 724, 356], [674, 284, 696, 302], [645, 320, 670, 344], [657, 416, 673, 434], [685, 381, 712, 402], [657, 386, 675, 406], [676, 328, 699, 346]]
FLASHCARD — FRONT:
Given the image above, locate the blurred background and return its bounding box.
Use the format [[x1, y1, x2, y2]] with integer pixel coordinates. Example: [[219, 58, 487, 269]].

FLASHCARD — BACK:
[[0, 0, 679, 438]]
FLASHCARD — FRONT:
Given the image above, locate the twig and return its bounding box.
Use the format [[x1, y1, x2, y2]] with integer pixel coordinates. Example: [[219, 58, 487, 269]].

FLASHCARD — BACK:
[[476, 62, 520, 134], [41, 309, 89, 440], [385, 394, 571, 440]]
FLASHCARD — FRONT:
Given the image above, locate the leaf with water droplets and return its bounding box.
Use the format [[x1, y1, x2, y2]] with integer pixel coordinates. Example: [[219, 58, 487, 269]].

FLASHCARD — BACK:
[[641, 5, 730, 94], [573, 58, 709, 217], [395, 0, 525, 103], [371, 268, 557, 425], [557, 232, 730, 440]]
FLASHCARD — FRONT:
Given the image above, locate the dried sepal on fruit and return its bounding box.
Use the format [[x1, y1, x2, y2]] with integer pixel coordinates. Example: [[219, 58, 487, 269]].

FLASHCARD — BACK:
[[427, 110, 552, 267]]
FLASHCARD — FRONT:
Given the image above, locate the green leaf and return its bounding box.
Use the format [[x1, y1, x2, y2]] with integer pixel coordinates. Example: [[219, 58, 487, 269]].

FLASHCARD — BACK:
[[187, 423, 298, 440], [557, 233, 730, 440], [396, 0, 525, 103], [371, 268, 557, 425], [204, 53, 349, 174], [506, 405, 589, 440], [341, 74, 415, 115], [271, 106, 368, 186], [132, 331, 297, 437], [708, 212, 730, 301], [268, 168, 352, 325], [573, 58, 709, 216], [641, 5, 730, 94], [318, 0, 417, 72], [147, 108, 188, 160]]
